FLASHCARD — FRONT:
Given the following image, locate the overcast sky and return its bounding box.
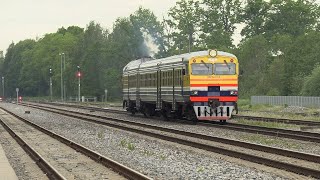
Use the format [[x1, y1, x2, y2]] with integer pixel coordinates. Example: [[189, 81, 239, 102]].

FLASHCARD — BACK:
[[1, 0, 319, 54], [0, 0, 177, 53]]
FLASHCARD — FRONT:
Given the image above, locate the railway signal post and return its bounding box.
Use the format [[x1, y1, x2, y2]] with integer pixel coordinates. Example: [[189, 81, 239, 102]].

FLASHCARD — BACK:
[[49, 68, 53, 101], [77, 66, 81, 102]]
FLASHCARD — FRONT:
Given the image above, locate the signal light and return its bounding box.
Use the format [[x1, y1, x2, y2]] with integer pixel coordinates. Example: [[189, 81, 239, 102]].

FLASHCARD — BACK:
[[76, 65, 81, 78]]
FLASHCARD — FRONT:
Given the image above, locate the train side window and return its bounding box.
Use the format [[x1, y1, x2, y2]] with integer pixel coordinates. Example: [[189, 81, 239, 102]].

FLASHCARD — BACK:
[[165, 71, 167, 86], [166, 71, 169, 86], [163, 71, 166, 86], [168, 71, 170, 86], [147, 74, 149, 87], [161, 72, 163, 86], [170, 71, 173, 86], [164, 71, 166, 86], [142, 74, 145, 87], [152, 73, 155, 87]]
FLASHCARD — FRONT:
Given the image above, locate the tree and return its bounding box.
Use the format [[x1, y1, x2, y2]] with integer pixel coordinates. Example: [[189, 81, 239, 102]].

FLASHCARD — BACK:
[[265, 0, 319, 38], [130, 7, 165, 57], [201, 0, 242, 49], [236, 35, 270, 97], [165, 0, 202, 54], [301, 65, 320, 96], [241, 0, 270, 38]]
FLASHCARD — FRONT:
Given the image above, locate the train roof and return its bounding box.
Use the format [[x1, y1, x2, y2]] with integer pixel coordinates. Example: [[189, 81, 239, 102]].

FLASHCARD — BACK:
[[123, 50, 237, 72]]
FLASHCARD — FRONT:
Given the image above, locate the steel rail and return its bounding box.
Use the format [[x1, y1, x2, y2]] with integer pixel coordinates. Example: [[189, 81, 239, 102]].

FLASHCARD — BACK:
[[1, 107, 150, 180], [200, 122, 320, 143], [21, 103, 320, 162], [233, 115, 320, 126], [0, 116, 66, 180], [32, 101, 320, 126], [18, 103, 320, 178], [26, 102, 320, 143]]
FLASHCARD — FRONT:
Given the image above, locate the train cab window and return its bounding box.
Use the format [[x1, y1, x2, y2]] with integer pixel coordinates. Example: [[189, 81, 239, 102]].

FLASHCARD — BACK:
[[191, 63, 213, 75], [214, 63, 236, 75]]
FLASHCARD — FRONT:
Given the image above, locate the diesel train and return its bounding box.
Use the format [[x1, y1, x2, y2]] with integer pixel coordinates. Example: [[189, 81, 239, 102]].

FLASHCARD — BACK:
[[122, 50, 239, 123]]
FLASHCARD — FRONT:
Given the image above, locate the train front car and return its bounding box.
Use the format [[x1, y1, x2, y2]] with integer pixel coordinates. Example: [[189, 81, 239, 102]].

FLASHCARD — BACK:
[[189, 50, 239, 122]]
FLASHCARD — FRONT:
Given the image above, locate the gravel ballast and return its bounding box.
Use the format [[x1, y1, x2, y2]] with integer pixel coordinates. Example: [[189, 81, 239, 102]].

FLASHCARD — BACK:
[[53, 103, 320, 156], [1, 103, 306, 179]]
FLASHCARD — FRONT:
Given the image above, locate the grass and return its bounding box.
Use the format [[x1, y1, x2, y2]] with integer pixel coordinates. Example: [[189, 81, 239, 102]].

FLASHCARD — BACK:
[[142, 150, 154, 156], [197, 166, 204, 173], [236, 99, 320, 121], [97, 130, 105, 139], [120, 139, 135, 151], [159, 154, 167, 160], [120, 139, 127, 147], [127, 142, 135, 151], [236, 119, 301, 130], [239, 134, 302, 149]]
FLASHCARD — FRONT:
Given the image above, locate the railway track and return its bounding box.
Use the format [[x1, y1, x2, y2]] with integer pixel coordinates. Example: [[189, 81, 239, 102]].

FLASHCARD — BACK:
[[37, 102, 320, 126], [28, 102, 320, 143], [233, 114, 320, 126], [15, 102, 320, 178], [0, 106, 150, 180]]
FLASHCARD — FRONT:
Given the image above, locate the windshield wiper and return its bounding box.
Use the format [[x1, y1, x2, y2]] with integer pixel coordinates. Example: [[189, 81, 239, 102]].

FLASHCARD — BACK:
[[201, 60, 209, 69], [224, 60, 231, 71], [201, 60, 210, 75]]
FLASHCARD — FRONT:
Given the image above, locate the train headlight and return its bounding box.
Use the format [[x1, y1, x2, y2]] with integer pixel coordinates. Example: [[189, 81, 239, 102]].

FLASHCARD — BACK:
[[209, 49, 218, 57], [191, 90, 199, 96], [230, 91, 238, 96]]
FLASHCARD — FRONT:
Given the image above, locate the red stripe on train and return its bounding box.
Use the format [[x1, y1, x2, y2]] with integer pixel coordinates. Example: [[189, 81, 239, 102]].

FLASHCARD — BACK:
[[190, 96, 238, 102], [190, 84, 238, 87]]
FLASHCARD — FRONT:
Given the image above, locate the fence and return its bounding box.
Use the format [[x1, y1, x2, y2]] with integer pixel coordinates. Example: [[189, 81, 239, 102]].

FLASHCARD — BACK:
[[251, 96, 320, 108], [68, 96, 97, 102]]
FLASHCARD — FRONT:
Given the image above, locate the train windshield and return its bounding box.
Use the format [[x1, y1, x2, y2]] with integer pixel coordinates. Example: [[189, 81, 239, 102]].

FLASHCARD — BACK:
[[191, 63, 213, 75], [214, 63, 236, 75]]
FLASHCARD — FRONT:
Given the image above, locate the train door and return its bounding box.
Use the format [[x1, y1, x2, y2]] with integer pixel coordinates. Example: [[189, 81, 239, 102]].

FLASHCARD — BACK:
[[172, 68, 176, 111], [156, 69, 162, 110], [136, 72, 140, 109]]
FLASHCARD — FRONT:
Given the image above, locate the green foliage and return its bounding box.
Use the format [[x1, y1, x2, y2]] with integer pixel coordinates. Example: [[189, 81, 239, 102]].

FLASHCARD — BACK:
[[302, 65, 320, 96], [97, 130, 104, 139], [201, 0, 242, 49], [127, 142, 135, 151], [159, 154, 167, 160], [119, 139, 135, 151], [165, 0, 202, 54]]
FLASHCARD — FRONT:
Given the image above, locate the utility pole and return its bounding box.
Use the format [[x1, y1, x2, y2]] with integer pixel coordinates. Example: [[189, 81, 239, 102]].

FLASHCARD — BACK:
[[63, 53, 66, 101], [59, 53, 64, 101], [1, 77, 4, 98]]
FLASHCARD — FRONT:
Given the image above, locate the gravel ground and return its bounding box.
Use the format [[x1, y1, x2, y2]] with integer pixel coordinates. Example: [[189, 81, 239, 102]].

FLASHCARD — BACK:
[[45, 102, 320, 156], [0, 103, 300, 179], [0, 124, 48, 180]]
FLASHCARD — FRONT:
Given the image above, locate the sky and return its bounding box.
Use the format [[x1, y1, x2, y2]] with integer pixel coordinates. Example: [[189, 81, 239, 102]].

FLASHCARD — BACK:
[[1, 0, 320, 55], [0, 0, 177, 53]]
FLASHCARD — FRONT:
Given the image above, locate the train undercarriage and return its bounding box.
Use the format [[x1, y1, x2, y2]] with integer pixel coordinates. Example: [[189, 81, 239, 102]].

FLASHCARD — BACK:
[[123, 100, 236, 124]]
